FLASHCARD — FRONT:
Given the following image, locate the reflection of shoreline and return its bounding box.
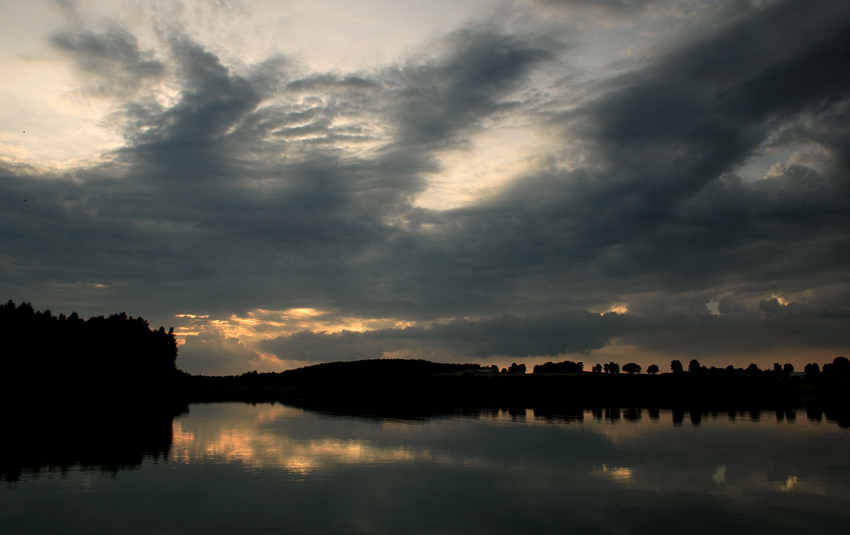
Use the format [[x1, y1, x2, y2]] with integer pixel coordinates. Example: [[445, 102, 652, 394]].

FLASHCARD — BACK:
[[285, 400, 850, 428], [6, 402, 847, 535], [273, 398, 850, 429], [167, 402, 850, 503], [186, 369, 850, 428], [0, 401, 186, 484], [2, 399, 845, 485]]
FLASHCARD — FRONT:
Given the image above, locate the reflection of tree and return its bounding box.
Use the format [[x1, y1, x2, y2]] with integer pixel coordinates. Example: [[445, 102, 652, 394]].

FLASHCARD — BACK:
[[604, 407, 621, 421], [689, 410, 702, 426], [0, 402, 185, 483], [623, 407, 642, 421]]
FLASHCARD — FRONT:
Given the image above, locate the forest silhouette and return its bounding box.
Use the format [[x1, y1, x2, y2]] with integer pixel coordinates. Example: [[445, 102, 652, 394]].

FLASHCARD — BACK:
[[0, 300, 181, 402], [3, 300, 850, 480]]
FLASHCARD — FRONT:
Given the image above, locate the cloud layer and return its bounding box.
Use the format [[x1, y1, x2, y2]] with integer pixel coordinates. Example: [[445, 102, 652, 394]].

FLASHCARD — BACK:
[[2, 0, 850, 373]]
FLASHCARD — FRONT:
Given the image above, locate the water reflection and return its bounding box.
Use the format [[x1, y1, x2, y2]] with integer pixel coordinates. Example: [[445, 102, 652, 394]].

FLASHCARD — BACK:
[[594, 464, 633, 483], [0, 402, 182, 483], [3, 403, 850, 535], [171, 405, 429, 474], [167, 404, 850, 489]]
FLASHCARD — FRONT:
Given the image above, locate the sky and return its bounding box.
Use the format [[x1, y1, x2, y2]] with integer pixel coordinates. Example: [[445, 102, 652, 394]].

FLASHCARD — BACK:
[[2, 0, 849, 375]]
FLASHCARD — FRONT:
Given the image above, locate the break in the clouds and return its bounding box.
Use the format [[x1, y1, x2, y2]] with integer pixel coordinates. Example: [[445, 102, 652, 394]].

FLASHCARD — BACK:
[[1, 0, 849, 374]]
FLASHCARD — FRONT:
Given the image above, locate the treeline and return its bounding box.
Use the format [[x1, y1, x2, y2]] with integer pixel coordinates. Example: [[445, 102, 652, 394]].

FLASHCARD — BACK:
[[533, 360, 584, 374], [0, 300, 181, 400], [184, 356, 850, 424], [531, 357, 850, 377]]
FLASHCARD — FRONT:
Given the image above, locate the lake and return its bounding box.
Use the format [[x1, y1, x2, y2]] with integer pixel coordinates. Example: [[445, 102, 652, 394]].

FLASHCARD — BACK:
[[3, 403, 850, 534]]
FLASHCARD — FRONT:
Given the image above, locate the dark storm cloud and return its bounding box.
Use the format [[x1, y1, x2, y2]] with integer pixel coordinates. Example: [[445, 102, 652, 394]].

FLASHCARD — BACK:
[[387, 29, 555, 148], [120, 36, 262, 149], [285, 74, 379, 91], [0, 24, 555, 320], [618, 296, 850, 361], [577, 0, 850, 184], [426, 0, 850, 301], [533, 0, 660, 13], [258, 292, 850, 364], [260, 311, 633, 363], [350, 0, 850, 355], [3, 1, 850, 372]]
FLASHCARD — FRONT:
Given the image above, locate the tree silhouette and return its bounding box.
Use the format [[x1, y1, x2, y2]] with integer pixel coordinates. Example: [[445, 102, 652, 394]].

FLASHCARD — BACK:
[[622, 362, 641, 375], [507, 362, 526, 374], [670, 360, 684, 373], [0, 300, 180, 399], [532, 360, 584, 374], [804, 362, 820, 376], [688, 359, 701, 373], [647, 364, 659, 375]]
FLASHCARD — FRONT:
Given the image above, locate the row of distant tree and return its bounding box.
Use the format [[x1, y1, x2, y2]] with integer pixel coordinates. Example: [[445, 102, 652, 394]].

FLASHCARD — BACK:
[[528, 357, 850, 376], [0, 300, 180, 396]]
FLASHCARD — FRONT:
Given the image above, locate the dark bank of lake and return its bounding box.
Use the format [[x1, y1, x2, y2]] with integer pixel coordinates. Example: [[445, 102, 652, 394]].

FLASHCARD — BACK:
[[2, 402, 850, 535]]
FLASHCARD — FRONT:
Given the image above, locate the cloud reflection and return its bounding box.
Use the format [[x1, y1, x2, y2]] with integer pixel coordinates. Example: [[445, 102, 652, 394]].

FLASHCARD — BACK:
[[594, 464, 633, 484], [170, 403, 850, 504], [171, 404, 429, 474]]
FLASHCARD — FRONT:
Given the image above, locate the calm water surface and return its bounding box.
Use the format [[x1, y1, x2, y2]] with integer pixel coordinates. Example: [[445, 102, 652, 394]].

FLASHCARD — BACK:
[[3, 403, 850, 534]]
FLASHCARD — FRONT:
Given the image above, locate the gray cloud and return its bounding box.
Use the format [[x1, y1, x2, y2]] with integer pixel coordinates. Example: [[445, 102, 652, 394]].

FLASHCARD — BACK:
[[258, 293, 850, 365], [260, 311, 632, 363], [387, 28, 556, 148], [179, 331, 260, 376], [619, 295, 850, 363], [533, 0, 661, 13], [51, 28, 165, 97], [439, 0, 850, 299], [2, 1, 850, 373]]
